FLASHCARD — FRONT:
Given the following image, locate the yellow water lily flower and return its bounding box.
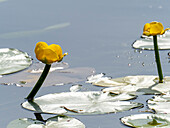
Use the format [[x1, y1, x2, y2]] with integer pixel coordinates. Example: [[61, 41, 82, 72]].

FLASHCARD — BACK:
[[143, 21, 170, 36], [35, 41, 67, 64]]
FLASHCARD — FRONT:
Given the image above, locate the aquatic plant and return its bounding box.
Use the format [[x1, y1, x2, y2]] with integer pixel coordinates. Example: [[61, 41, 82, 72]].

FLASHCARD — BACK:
[[0, 62, 95, 87], [22, 91, 142, 115], [7, 115, 85, 128], [121, 113, 170, 127], [0, 48, 32, 75], [26, 42, 67, 101], [142, 21, 170, 83], [143, 22, 169, 36]]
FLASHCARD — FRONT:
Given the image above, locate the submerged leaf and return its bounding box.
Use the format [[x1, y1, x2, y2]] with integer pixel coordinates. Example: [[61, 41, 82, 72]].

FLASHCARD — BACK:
[[0, 23, 70, 39], [132, 31, 170, 50], [0, 0, 7, 3], [22, 91, 142, 115], [121, 114, 170, 127], [7, 115, 85, 128], [0, 48, 32, 75], [88, 74, 170, 94], [0, 62, 95, 87]]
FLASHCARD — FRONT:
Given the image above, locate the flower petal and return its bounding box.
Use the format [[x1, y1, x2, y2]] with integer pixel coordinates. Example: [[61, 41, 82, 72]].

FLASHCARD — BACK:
[[143, 23, 151, 36], [150, 22, 164, 35], [49, 44, 63, 61], [34, 42, 67, 64], [142, 21, 169, 36], [34, 41, 48, 54], [40, 48, 59, 64]]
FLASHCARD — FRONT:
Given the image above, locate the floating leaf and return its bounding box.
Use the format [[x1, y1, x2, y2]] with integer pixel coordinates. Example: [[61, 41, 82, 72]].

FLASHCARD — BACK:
[[132, 31, 170, 50], [87, 74, 170, 94], [70, 84, 82, 92], [0, 48, 32, 75], [87, 74, 156, 87], [22, 91, 142, 115], [147, 93, 170, 114], [0, 62, 95, 87], [121, 114, 170, 127], [7, 115, 85, 128]]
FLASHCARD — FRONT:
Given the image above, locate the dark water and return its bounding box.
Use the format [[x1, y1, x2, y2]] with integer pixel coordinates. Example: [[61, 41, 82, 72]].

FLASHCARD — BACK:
[[1, 0, 170, 127]]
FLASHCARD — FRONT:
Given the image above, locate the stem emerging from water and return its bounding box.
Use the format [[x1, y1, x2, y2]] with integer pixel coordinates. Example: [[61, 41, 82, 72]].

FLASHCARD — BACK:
[[26, 64, 51, 101], [34, 113, 45, 122], [153, 35, 163, 83]]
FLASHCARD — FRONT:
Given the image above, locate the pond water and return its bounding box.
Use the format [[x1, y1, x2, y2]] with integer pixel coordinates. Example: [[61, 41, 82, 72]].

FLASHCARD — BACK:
[[1, 0, 170, 127]]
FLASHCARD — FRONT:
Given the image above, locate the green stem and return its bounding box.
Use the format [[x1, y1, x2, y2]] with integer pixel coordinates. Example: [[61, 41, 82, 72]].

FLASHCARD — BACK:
[[34, 113, 45, 122], [153, 35, 163, 83], [26, 64, 51, 101]]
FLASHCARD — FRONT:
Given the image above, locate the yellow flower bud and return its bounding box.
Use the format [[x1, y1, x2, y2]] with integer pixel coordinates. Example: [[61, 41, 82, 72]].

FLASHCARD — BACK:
[[143, 21, 170, 36], [35, 42, 67, 64]]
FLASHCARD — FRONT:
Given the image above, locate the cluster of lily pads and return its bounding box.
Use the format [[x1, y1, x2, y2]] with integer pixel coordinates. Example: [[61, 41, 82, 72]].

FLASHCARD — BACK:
[[2, 21, 170, 128], [87, 22, 170, 127], [1, 43, 142, 128]]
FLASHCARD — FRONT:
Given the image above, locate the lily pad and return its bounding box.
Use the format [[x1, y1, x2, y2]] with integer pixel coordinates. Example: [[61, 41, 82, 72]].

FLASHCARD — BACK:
[[132, 31, 170, 50], [87, 74, 170, 94], [7, 115, 85, 128], [70, 84, 83, 92], [121, 114, 170, 127], [22, 91, 142, 115], [147, 93, 170, 114], [87, 74, 157, 87], [0, 62, 95, 87], [0, 48, 32, 75]]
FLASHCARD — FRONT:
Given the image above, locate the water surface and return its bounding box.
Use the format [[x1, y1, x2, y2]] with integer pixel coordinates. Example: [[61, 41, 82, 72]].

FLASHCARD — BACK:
[[1, 0, 170, 127]]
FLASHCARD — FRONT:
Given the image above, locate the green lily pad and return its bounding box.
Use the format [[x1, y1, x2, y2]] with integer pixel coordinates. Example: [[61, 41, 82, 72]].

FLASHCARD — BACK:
[[147, 93, 170, 114], [7, 115, 85, 128], [0, 48, 32, 75], [0, 62, 95, 87], [87, 74, 170, 95], [22, 91, 142, 115], [132, 31, 170, 50], [121, 114, 170, 127]]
